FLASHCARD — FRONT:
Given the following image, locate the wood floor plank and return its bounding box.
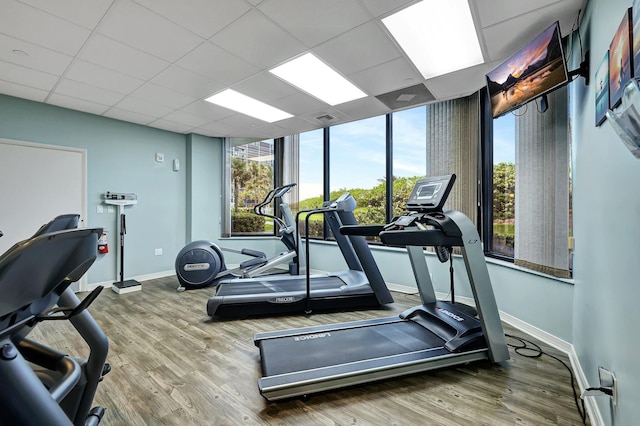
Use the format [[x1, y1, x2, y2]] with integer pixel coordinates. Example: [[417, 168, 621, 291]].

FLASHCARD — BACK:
[[26, 275, 588, 425]]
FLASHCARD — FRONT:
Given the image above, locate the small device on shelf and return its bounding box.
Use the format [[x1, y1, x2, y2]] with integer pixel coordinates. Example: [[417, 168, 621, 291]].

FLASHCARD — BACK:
[[103, 192, 141, 294]]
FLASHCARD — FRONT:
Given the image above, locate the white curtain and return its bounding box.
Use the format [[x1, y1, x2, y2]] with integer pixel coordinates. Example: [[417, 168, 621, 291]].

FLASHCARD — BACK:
[[514, 87, 571, 278], [426, 92, 480, 224]]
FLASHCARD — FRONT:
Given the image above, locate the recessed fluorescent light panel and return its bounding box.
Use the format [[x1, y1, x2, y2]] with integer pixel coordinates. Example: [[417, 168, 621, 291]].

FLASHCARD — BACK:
[[382, 0, 484, 79], [204, 89, 292, 123], [270, 53, 366, 106]]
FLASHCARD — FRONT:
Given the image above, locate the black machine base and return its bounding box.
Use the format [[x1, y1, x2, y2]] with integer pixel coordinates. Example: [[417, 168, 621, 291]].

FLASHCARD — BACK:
[[112, 279, 141, 294], [210, 293, 382, 318]]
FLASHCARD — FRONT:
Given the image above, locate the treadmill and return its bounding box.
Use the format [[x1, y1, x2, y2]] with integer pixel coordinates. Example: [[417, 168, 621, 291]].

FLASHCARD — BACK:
[[254, 174, 510, 401], [207, 193, 393, 317]]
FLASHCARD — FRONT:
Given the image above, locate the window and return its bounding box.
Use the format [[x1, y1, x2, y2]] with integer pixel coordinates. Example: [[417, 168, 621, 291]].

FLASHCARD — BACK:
[[491, 113, 516, 257], [226, 138, 276, 235], [224, 96, 481, 250], [296, 129, 325, 238], [391, 106, 427, 217], [483, 86, 572, 278], [329, 116, 387, 228]]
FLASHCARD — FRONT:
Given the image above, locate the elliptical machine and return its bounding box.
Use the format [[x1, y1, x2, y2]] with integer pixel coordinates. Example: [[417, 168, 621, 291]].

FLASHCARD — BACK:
[[0, 215, 109, 425], [175, 183, 298, 291]]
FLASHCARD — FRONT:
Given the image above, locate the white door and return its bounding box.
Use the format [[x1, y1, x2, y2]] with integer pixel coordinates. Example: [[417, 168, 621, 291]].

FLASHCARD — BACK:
[[0, 138, 87, 291]]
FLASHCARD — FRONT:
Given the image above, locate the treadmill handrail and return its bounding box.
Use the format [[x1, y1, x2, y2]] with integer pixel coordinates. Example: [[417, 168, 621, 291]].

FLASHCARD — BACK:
[[380, 229, 463, 247], [339, 224, 384, 237]]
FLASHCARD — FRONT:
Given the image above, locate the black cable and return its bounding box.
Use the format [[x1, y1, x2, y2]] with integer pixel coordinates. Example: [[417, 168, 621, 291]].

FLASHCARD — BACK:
[[505, 334, 586, 424]]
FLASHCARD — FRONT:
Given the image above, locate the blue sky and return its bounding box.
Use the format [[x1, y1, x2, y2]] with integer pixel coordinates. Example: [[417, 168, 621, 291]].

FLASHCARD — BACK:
[[298, 106, 514, 201], [493, 113, 515, 164]]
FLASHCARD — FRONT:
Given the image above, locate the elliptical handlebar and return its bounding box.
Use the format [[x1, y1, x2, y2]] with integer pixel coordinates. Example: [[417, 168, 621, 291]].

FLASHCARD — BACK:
[[253, 183, 296, 229]]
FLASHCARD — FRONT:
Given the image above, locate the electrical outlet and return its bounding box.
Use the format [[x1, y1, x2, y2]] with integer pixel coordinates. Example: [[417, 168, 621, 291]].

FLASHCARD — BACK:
[[97, 205, 104, 214], [155, 248, 163, 256], [599, 367, 617, 409]]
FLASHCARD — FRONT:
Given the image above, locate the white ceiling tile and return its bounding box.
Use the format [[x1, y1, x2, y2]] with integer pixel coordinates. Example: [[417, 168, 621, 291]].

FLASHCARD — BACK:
[[0, 0, 91, 55], [0, 60, 59, 90], [151, 65, 223, 98], [133, 0, 252, 39], [231, 122, 289, 138], [18, 0, 115, 29], [148, 118, 194, 134], [103, 107, 156, 125], [210, 9, 306, 69], [0, 33, 73, 76], [313, 22, 401, 75], [129, 82, 196, 109], [424, 62, 492, 100], [47, 93, 110, 115], [269, 92, 329, 116], [162, 110, 212, 128], [231, 71, 299, 103], [332, 96, 391, 120], [54, 78, 125, 105], [0, 80, 48, 102], [177, 42, 259, 85], [348, 57, 422, 96], [78, 34, 170, 80], [271, 115, 318, 134], [195, 120, 242, 137], [214, 111, 269, 129], [115, 95, 174, 117], [65, 60, 145, 94], [98, 0, 204, 62], [179, 100, 235, 121], [473, 0, 562, 29], [259, 0, 371, 47], [359, 0, 420, 18]]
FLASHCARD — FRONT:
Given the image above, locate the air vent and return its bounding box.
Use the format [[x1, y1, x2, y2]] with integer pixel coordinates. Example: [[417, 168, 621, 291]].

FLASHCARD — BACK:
[[315, 114, 336, 122], [375, 84, 435, 110]]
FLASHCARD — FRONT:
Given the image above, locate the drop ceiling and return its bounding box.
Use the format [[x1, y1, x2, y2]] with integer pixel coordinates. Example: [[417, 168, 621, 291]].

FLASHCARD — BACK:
[[0, 0, 586, 139]]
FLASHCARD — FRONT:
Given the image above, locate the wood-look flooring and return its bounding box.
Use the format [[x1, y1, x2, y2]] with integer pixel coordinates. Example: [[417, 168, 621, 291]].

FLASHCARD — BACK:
[[30, 276, 588, 425]]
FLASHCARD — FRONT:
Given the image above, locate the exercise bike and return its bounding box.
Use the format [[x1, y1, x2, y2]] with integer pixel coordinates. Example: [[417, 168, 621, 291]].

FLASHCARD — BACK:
[[0, 215, 109, 425], [175, 183, 298, 291]]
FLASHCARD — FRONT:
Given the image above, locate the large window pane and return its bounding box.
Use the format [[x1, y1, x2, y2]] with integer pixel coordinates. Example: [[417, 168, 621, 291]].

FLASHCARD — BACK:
[[392, 106, 427, 216], [488, 86, 571, 277], [297, 129, 325, 238], [492, 114, 516, 257], [230, 139, 275, 234], [329, 116, 386, 228]]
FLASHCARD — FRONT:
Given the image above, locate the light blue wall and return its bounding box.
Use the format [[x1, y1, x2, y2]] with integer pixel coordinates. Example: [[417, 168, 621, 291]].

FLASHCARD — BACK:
[[0, 94, 204, 283], [186, 133, 223, 243], [572, 0, 640, 424]]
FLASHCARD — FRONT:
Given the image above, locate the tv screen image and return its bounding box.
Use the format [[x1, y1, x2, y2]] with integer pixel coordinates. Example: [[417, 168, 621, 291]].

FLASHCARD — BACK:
[[486, 22, 568, 118], [609, 8, 633, 108], [633, 0, 640, 77]]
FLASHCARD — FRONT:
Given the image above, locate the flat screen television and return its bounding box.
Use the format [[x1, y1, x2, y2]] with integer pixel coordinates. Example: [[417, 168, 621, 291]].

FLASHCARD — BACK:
[[486, 21, 568, 118]]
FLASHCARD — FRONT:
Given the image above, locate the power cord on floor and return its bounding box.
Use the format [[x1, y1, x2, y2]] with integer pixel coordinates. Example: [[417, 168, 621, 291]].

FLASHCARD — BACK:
[[505, 334, 587, 424]]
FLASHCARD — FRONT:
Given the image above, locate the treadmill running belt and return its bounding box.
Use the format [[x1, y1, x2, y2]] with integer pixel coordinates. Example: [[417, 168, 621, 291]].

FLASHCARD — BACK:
[[216, 276, 346, 296], [260, 321, 445, 376]]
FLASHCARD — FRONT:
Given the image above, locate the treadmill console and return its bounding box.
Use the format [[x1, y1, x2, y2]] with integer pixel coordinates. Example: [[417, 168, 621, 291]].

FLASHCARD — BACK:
[[406, 174, 456, 213]]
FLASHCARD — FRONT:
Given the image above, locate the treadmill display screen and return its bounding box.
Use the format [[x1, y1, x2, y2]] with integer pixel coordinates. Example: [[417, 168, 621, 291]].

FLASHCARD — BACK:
[[406, 174, 456, 212], [415, 183, 441, 201]]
